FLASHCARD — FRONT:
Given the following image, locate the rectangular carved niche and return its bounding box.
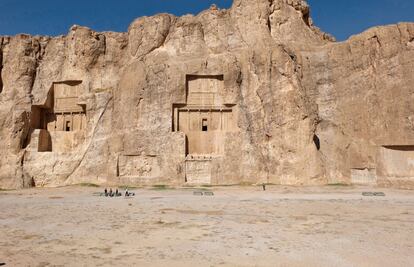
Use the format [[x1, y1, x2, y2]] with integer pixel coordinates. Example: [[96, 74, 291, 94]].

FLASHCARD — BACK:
[[377, 146, 414, 178], [28, 81, 86, 152], [173, 75, 237, 156], [186, 75, 224, 106], [47, 81, 86, 132]]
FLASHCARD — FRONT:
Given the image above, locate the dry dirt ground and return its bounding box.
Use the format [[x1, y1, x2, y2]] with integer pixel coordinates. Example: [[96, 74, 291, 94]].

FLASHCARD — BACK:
[[0, 185, 413, 267]]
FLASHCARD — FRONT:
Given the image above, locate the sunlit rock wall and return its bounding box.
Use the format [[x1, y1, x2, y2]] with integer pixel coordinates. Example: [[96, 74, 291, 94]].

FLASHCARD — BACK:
[[0, 0, 413, 189]]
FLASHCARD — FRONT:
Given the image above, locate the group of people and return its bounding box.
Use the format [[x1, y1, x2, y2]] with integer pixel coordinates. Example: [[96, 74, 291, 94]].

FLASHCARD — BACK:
[[104, 188, 135, 197]]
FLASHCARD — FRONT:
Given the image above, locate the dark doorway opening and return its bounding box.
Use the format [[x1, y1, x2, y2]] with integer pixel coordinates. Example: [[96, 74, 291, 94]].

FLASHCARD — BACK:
[[65, 121, 71, 132], [202, 119, 208, 132]]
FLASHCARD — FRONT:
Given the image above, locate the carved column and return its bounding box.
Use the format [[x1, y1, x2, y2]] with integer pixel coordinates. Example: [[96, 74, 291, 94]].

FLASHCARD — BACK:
[[63, 114, 65, 131], [220, 109, 223, 131], [187, 109, 190, 131]]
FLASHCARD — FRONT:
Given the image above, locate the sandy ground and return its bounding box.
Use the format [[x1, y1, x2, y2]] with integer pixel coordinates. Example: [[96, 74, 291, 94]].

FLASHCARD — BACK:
[[0, 185, 413, 267]]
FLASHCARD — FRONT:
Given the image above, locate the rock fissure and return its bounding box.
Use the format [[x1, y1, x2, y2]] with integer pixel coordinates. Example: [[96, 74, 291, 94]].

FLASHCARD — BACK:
[[66, 95, 113, 183]]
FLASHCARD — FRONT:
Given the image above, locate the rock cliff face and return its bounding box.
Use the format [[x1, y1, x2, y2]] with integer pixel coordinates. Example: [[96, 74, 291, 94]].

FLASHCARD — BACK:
[[1, 0, 413, 189]]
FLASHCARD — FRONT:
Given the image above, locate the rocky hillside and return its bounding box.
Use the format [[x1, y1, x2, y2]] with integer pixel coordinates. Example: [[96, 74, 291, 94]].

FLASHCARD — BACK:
[[0, 0, 413, 189]]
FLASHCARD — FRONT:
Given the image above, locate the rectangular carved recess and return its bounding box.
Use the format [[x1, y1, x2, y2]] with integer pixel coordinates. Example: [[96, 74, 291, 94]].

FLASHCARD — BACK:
[[172, 74, 236, 156], [186, 74, 224, 106], [29, 81, 86, 152], [47, 82, 86, 132], [378, 145, 414, 178]]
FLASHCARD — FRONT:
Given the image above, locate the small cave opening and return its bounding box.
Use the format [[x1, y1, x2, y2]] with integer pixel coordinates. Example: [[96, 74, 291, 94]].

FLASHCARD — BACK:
[[301, 6, 311, 27], [302, 12, 310, 27], [30, 177, 36, 187], [313, 134, 321, 150]]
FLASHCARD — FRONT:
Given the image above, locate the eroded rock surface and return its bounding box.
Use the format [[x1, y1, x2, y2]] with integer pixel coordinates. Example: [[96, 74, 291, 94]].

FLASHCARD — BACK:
[[0, 0, 413, 189]]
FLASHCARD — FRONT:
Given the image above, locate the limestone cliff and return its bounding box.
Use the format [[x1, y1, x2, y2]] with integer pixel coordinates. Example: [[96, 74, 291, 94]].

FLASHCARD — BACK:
[[0, 0, 413, 189]]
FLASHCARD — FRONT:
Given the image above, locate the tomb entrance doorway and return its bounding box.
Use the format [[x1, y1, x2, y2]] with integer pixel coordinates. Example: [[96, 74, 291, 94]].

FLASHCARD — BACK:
[[172, 75, 237, 184]]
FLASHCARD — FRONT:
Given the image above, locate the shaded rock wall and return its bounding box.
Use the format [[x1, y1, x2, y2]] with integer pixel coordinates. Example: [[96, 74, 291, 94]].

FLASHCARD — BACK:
[[0, 0, 413, 189]]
